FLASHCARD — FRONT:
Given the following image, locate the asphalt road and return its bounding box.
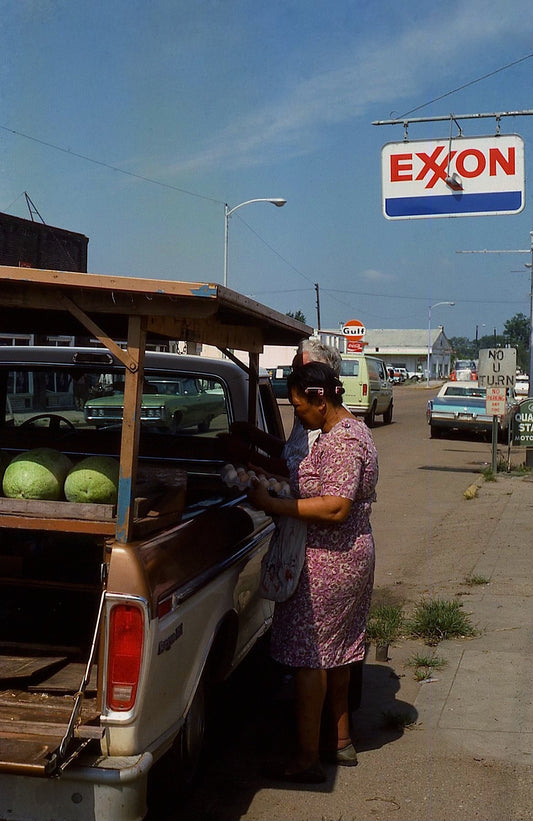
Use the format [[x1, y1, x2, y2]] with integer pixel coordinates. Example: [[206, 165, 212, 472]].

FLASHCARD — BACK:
[[148, 384, 527, 821]]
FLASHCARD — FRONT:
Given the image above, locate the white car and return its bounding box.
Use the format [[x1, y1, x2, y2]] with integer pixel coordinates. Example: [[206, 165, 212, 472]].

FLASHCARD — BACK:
[[515, 375, 529, 397]]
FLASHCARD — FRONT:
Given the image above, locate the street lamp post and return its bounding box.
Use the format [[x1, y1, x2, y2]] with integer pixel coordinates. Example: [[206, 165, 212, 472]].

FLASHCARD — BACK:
[[427, 301, 455, 388], [223, 198, 287, 288]]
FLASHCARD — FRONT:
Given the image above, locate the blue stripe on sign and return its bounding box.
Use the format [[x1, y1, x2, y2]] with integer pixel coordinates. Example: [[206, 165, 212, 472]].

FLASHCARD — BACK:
[[385, 191, 523, 217]]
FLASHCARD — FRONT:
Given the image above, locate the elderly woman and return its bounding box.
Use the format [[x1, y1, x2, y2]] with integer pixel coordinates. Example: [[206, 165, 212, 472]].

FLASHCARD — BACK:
[[247, 361, 378, 783]]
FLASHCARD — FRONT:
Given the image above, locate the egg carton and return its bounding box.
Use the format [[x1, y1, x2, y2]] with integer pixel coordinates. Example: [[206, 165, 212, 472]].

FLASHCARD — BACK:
[[220, 463, 291, 498]]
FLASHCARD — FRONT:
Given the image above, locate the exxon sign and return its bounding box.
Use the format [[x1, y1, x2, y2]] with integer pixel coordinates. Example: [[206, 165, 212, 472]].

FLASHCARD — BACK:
[[381, 134, 525, 219]]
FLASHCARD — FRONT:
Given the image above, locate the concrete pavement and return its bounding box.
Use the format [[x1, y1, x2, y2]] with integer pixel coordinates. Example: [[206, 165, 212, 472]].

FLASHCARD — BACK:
[[170, 470, 533, 821], [413, 472, 533, 767]]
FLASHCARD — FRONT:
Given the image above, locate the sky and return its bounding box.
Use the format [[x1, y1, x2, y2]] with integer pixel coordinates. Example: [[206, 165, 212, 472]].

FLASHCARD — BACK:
[[2, 0, 533, 342]]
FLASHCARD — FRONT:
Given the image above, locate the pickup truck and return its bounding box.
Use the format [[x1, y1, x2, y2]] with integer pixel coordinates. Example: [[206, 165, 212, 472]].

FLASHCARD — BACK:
[[0, 266, 311, 821]]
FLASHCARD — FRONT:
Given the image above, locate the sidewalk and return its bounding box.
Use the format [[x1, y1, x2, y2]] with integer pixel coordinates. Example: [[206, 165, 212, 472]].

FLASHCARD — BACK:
[[413, 472, 533, 766], [172, 472, 533, 821]]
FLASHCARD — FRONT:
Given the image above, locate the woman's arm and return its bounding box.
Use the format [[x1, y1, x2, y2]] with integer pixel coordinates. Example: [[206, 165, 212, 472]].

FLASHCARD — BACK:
[[247, 480, 352, 524]]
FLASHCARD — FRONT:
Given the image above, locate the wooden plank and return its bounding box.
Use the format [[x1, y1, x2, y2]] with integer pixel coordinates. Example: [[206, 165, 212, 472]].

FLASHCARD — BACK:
[[29, 663, 97, 695], [0, 719, 101, 739], [0, 656, 67, 682], [0, 497, 115, 521], [0, 515, 116, 534]]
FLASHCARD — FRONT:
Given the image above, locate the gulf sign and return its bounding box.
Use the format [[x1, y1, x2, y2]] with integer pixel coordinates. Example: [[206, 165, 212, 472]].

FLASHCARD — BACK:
[[342, 319, 367, 352], [381, 135, 525, 219]]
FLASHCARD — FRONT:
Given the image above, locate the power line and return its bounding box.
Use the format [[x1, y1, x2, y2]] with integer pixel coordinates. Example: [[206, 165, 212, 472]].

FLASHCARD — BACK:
[[398, 51, 533, 119], [0, 123, 224, 205]]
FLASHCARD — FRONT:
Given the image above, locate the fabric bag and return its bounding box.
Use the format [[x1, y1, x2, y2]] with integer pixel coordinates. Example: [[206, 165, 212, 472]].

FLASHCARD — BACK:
[[260, 516, 307, 602]]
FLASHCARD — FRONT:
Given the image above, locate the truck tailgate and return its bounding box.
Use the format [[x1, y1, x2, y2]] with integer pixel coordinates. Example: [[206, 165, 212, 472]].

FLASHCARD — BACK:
[[0, 658, 101, 776]]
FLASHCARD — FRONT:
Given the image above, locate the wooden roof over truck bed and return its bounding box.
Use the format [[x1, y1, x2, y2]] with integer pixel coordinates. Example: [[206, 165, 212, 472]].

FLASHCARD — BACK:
[[0, 266, 312, 351], [0, 265, 312, 543]]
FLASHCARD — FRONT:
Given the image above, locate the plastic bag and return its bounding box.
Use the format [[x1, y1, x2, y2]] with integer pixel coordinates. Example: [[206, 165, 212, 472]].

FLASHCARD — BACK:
[[260, 516, 307, 602]]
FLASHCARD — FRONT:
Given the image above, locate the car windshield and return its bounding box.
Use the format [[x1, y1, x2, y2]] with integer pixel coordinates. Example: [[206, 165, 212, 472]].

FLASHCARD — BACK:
[[1, 366, 230, 438], [443, 386, 485, 398]]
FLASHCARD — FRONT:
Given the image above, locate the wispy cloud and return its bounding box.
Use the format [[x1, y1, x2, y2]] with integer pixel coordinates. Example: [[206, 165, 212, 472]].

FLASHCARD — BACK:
[[164, 0, 533, 174], [360, 268, 396, 283]]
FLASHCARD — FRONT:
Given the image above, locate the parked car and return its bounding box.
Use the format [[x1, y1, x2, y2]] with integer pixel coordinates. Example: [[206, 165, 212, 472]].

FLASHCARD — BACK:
[[340, 354, 393, 426], [266, 365, 291, 399], [384, 366, 406, 383], [426, 381, 518, 441], [84, 374, 226, 433], [406, 369, 424, 381], [450, 360, 477, 381], [515, 374, 529, 397]]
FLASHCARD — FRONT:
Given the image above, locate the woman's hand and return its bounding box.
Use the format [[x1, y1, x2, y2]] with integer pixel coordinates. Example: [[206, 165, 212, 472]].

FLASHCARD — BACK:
[[246, 477, 274, 513]]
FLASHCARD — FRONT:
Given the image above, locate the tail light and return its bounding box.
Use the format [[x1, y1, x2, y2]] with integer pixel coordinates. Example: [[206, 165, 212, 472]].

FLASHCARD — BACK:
[[363, 383, 368, 396], [107, 604, 144, 711]]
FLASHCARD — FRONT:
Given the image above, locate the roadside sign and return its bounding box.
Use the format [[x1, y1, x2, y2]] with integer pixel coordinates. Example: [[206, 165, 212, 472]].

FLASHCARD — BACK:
[[342, 319, 368, 353], [381, 134, 525, 219], [486, 386, 506, 417], [342, 319, 366, 340], [512, 398, 533, 446], [477, 348, 516, 389]]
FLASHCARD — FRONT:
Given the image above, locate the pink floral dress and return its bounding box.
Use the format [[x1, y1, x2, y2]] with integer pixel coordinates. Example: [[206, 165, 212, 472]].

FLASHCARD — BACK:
[[270, 417, 378, 668]]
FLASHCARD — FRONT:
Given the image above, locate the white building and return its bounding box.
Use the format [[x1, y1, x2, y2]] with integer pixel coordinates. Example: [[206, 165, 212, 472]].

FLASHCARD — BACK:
[[316, 327, 454, 379], [190, 327, 454, 381]]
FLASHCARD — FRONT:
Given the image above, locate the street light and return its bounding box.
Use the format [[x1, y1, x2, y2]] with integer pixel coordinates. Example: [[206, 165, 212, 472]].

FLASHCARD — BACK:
[[427, 301, 455, 387], [223, 198, 287, 287]]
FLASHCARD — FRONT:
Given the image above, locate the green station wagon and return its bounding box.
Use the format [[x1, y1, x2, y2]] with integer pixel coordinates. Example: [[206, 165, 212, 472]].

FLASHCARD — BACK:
[[84, 376, 225, 433]]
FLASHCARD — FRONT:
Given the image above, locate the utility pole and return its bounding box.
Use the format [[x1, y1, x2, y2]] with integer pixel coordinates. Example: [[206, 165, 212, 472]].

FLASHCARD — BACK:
[[314, 283, 321, 333], [457, 232, 533, 468]]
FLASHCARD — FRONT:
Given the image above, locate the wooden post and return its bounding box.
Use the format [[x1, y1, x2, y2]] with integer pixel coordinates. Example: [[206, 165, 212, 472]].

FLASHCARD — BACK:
[[115, 315, 147, 544]]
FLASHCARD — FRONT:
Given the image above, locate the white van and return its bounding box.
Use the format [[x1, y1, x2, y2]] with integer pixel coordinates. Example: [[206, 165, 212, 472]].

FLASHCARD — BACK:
[[340, 354, 393, 427]]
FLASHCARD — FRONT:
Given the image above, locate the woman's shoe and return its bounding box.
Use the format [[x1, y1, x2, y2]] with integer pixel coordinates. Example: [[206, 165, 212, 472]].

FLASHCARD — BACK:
[[322, 742, 358, 767], [262, 761, 327, 784]]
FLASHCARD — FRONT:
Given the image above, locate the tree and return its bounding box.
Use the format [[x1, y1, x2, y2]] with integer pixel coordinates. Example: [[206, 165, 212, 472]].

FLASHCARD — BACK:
[[503, 312, 530, 372], [449, 336, 476, 360], [286, 309, 307, 324]]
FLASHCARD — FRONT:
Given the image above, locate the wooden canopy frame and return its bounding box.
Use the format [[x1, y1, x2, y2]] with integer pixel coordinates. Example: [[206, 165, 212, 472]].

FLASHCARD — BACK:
[[0, 266, 312, 541]]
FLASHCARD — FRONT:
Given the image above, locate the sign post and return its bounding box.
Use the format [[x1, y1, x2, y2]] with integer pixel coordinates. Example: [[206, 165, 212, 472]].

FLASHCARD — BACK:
[[477, 348, 516, 473]]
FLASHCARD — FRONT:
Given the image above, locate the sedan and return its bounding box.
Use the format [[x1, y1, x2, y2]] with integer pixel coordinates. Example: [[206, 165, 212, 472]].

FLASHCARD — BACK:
[[84, 377, 226, 434], [426, 381, 518, 442]]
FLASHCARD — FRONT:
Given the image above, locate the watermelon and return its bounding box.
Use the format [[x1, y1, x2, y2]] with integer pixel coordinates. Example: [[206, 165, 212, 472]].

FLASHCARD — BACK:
[[0, 451, 11, 494], [2, 448, 73, 500], [64, 456, 120, 504]]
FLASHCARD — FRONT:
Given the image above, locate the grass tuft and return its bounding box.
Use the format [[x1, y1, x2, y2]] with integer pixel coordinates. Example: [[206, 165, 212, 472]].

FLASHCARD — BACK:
[[464, 573, 490, 587], [365, 604, 404, 646], [405, 598, 476, 646], [381, 708, 417, 730], [406, 652, 448, 681]]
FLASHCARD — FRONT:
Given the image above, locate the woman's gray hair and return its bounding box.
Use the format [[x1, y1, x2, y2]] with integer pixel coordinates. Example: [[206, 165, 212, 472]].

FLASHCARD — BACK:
[[298, 338, 342, 377]]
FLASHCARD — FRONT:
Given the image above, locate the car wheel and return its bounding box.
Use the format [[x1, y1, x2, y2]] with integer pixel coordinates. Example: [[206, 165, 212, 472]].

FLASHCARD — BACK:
[[383, 401, 393, 425], [198, 416, 212, 433], [430, 424, 441, 439], [364, 404, 376, 428], [149, 676, 207, 805]]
